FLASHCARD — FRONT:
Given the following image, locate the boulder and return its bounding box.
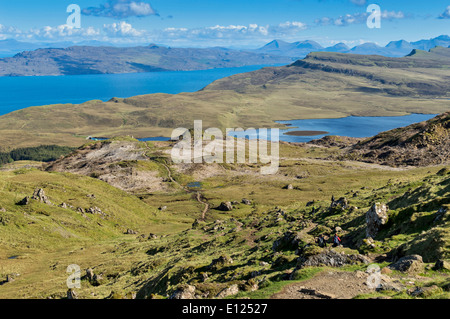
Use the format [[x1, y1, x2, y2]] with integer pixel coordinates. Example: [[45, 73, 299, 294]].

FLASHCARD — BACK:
[[125, 229, 138, 235], [67, 289, 78, 299], [216, 284, 239, 299], [17, 196, 30, 206], [241, 198, 252, 205], [284, 184, 294, 190], [217, 202, 233, 211], [330, 197, 348, 210], [409, 285, 442, 298], [86, 268, 95, 282], [170, 285, 196, 299], [296, 249, 370, 270], [433, 259, 450, 271], [148, 233, 158, 240], [32, 188, 53, 205], [365, 203, 389, 238], [272, 231, 303, 252], [209, 255, 233, 270], [388, 255, 424, 273]]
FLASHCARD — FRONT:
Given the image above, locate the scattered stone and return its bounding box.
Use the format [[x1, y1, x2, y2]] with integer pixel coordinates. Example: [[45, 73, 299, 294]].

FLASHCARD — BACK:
[[67, 289, 78, 299], [92, 273, 105, 286], [241, 198, 252, 205], [217, 202, 233, 211], [330, 197, 348, 210], [125, 229, 138, 235], [209, 255, 233, 270], [355, 270, 368, 279], [86, 206, 105, 216], [147, 233, 158, 240], [6, 274, 16, 283], [433, 259, 450, 271], [284, 184, 294, 190], [158, 206, 167, 211], [216, 284, 239, 299], [17, 196, 30, 206], [334, 226, 342, 233], [377, 281, 404, 292], [388, 255, 424, 273], [32, 188, 53, 205], [409, 285, 442, 298], [0, 207, 6, 212], [86, 194, 96, 199], [272, 231, 303, 252], [365, 203, 389, 238], [298, 287, 335, 299], [86, 268, 95, 282], [59, 202, 68, 209], [296, 249, 370, 270], [170, 285, 196, 299], [434, 207, 448, 223], [259, 261, 269, 267]]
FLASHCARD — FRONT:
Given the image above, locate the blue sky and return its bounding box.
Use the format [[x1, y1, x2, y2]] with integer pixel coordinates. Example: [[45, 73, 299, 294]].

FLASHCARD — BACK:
[[0, 0, 449, 48]]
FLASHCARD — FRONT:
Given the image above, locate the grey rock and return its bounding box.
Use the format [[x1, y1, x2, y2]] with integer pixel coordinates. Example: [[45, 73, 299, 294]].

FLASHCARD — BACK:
[[388, 255, 424, 273], [67, 289, 78, 299], [170, 285, 196, 299], [296, 249, 370, 270], [217, 202, 233, 211], [17, 196, 30, 206], [366, 203, 389, 238], [434, 259, 450, 271], [216, 284, 239, 299]]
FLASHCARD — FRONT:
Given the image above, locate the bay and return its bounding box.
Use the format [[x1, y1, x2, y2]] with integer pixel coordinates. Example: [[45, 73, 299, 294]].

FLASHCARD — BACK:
[[0, 64, 279, 116]]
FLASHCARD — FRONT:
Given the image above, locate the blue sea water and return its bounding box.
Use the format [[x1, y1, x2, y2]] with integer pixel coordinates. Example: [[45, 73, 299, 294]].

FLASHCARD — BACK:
[[0, 65, 439, 142], [0, 64, 278, 116]]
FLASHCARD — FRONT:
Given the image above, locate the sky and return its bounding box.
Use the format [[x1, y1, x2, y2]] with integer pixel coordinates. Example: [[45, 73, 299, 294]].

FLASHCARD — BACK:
[[0, 0, 449, 48]]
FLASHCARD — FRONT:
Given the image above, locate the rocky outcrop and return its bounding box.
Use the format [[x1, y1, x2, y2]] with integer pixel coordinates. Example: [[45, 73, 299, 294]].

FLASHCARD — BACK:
[[209, 255, 233, 270], [387, 255, 424, 273], [366, 203, 389, 238], [169, 285, 196, 299], [17, 188, 53, 206], [330, 197, 348, 210], [32, 188, 53, 205], [295, 249, 370, 271], [217, 202, 233, 211], [272, 231, 304, 252], [216, 284, 239, 299], [434, 259, 450, 271]]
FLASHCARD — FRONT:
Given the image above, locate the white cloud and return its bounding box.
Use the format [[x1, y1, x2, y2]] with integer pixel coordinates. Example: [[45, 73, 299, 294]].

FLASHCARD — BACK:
[[439, 5, 450, 19], [82, 0, 158, 19], [103, 21, 144, 37], [0, 20, 308, 47], [316, 10, 406, 27]]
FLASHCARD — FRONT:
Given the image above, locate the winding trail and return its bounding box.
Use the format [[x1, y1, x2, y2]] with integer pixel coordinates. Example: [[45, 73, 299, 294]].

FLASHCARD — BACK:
[[143, 143, 210, 220]]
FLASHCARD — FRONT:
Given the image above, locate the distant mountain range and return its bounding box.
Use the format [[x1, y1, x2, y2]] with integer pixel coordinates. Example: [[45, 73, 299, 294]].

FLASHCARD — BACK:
[[253, 35, 450, 58], [0, 45, 292, 76], [0, 35, 449, 76]]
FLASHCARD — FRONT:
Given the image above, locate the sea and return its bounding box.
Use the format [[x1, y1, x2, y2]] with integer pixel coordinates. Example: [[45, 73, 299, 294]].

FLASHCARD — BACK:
[[0, 65, 438, 143]]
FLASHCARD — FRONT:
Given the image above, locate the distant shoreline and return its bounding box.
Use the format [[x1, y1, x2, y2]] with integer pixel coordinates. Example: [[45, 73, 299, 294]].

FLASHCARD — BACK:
[[284, 130, 329, 136]]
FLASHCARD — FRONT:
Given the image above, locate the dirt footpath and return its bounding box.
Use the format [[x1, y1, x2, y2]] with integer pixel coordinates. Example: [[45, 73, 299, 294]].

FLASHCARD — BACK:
[[271, 270, 374, 299]]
